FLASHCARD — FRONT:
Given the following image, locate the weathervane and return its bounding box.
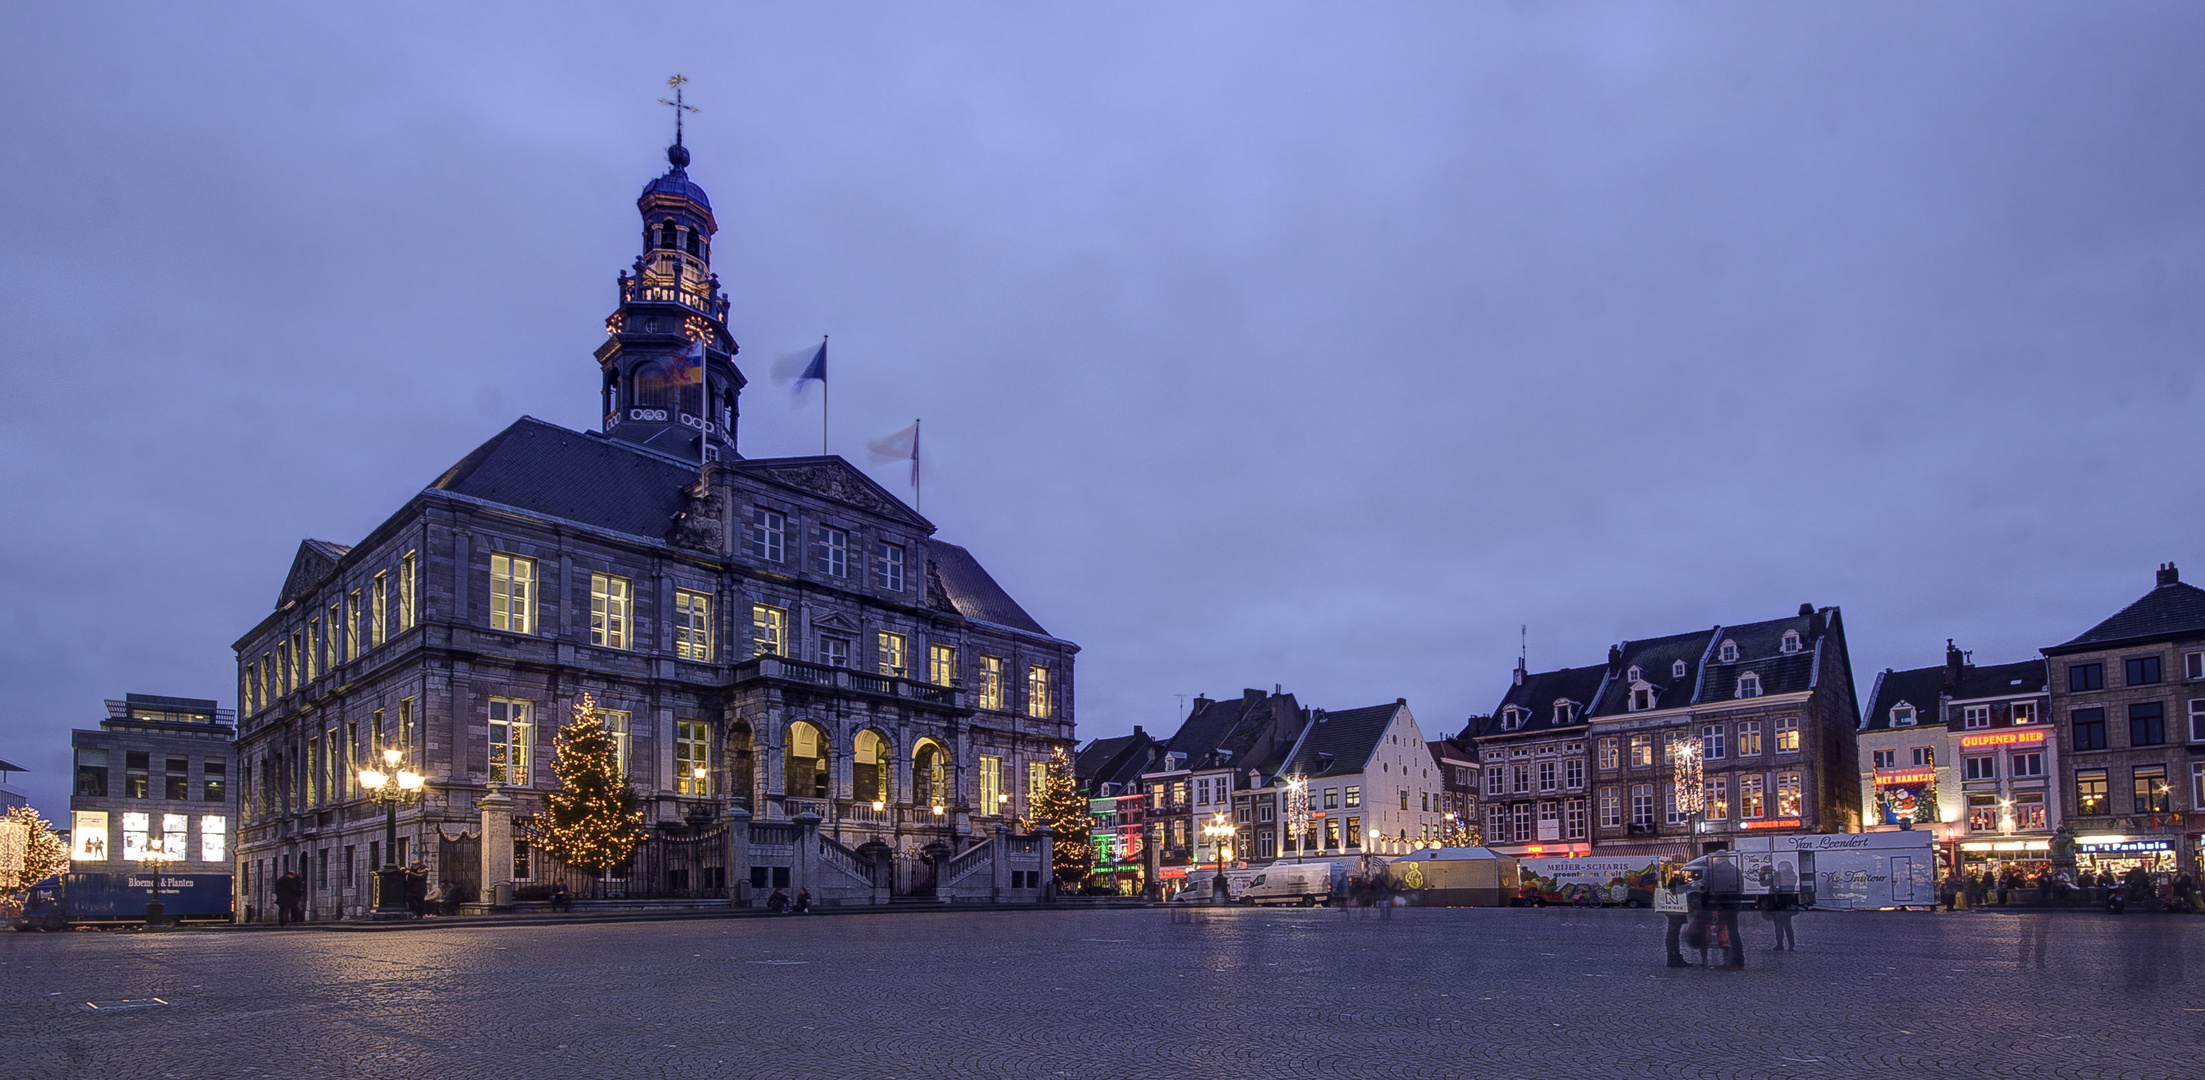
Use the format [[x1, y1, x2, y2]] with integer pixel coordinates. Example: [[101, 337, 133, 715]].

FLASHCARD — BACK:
[[659, 74, 698, 145]]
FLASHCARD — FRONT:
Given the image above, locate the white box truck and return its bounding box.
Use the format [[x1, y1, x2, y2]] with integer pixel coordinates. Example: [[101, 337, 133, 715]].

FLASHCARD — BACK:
[[1720, 831, 1938, 911]]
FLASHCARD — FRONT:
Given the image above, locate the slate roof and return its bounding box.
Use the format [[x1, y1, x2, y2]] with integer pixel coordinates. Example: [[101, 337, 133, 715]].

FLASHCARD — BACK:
[[1862, 666, 1947, 732], [641, 166, 713, 212], [1075, 731, 1157, 793], [1589, 630, 1716, 716], [1275, 702, 1403, 779], [1698, 613, 1821, 701], [431, 417, 695, 539], [2046, 579, 2205, 655], [1478, 666, 1606, 738], [1158, 691, 1297, 773], [926, 540, 1050, 637], [1953, 659, 2049, 701]]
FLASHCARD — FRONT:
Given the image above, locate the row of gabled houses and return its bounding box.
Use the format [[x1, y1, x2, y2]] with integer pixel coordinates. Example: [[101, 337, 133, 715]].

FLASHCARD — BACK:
[[1077, 563, 2205, 893]]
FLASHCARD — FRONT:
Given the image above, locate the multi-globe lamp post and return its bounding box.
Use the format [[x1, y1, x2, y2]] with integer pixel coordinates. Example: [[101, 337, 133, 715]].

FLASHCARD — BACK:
[[357, 748, 425, 920], [1202, 812, 1234, 902]]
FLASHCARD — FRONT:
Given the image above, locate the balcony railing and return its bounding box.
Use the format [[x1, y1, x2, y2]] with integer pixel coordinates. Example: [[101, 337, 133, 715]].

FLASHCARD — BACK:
[[733, 655, 961, 708]]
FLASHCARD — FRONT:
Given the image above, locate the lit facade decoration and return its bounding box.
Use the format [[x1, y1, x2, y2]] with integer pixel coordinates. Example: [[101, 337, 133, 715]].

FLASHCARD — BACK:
[[68, 694, 235, 916]]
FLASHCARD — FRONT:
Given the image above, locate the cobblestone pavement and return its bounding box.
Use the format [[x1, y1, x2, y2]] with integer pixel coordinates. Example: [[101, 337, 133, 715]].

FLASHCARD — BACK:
[[3, 906, 2203, 1080]]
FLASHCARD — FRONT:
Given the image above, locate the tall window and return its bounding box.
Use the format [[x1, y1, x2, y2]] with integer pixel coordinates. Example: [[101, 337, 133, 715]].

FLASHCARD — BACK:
[[676, 719, 710, 796], [1029, 760, 1048, 817], [398, 697, 415, 758], [590, 573, 631, 649], [372, 572, 388, 646], [305, 621, 319, 682], [1564, 758, 1583, 789], [979, 755, 1003, 814], [2129, 702, 2166, 747], [1775, 771, 1801, 817], [874, 544, 905, 591], [1700, 725, 1726, 761], [1629, 784, 1655, 827], [747, 508, 785, 562], [326, 602, 340, 668], [788, 723, 829, 799], [347, 591, 362, 660], [1736, 720, 1761, 756], [306, 737, 321, 805], [200, 816, 226, 863], [600, 709, 632, 776], [1598, 789, 1621, 828], [1630, 735, 1654, 767], [928, 643, 956, 686], [202, 761, 225, 802], [2193, 763, 2205, 812], [1345, 785, 1361, 808], [1738, 774, 1765, 818], [1564, 797, 1586, 839], [673, 589, 712, 661], [1774, 716, 1799, 753], [1485, 765, 1505, 796], [819, 636, 851, 668], [979, 656, 1005, 710], [817, 526, 848, 577], [854, 730, 887, 804], [1707, 776, 1729, 819], [1597, 738, 1619, 770], [752, 604, 787, 657], [490, 554, 536, 634], [1665, 784, 1687, 825], [489, 698, 532, 785], [1026, 665, 1052, 718], [165, 756, 189, 800], [2075, 769, 2108, 814], [2072, 708, 2107, 751], [399, 550, 417, 630], [2191, 699, 2205, 743], [2133, 765, 2171, 813], [1537, 761, 1556, 792], [1735, 672, 1762, 698], [878, 631, 909, 677]]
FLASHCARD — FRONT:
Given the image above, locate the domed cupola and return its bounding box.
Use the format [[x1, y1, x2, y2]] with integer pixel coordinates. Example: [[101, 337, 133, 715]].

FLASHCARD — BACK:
[[595, 76, 745, 462]]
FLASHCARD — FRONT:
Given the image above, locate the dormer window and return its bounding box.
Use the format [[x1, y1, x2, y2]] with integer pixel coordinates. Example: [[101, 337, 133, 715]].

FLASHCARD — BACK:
[[1630, 685, 1653, 712], [1890, 703, 1916, 728], [1626, 666, 1642, 682], [1673, 659, 1688, 680], [1500, 706, 1526, 731], [1735, 672, 1762, 699], [1553, 700, 1574, 724], [1780, 630, 1802, 654], [1718, 640, 1739, 663]]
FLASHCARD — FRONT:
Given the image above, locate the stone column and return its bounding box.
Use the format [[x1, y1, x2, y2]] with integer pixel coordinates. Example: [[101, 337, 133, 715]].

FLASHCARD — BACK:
[[1035, 824, 1055, 902], [991, 822, 1010, 902], [728, 805, 752, 906], [792, 810, 821, 900], [477, 783, 514, 909]]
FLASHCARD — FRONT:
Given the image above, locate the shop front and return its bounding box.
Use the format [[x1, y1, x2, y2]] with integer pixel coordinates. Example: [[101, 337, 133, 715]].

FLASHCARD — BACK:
[[2074, 836, 2178, 878], [1954, 837, 2051, 886]]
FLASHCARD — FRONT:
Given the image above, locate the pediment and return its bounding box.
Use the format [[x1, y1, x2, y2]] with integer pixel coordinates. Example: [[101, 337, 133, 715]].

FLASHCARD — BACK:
[[278, 539, 352, 609], [815, 611, 860, 633], [726, 457, 932, 531]]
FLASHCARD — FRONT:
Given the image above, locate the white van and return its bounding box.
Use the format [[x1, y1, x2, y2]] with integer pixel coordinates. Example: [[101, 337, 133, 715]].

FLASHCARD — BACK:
[[1238, 863, 1333, 906]]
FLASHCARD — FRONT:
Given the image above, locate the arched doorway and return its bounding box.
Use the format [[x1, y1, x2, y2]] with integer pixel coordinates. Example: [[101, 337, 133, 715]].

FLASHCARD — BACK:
[[853, 729, 890, 810], [912, 740, 948, 816], [785, 721, 828, 803]]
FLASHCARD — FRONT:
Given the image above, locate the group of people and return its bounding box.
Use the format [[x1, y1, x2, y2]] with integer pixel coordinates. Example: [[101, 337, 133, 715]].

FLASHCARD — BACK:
[[1939, 865, 2199, 911], [763, 887, 813, 913], [1660, 858, 1799, 970], [265, 862, 436, 924]]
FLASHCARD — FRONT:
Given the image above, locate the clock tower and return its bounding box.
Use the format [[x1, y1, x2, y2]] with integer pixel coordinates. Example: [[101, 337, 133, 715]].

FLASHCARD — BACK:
[[596, 120, 744, 462]]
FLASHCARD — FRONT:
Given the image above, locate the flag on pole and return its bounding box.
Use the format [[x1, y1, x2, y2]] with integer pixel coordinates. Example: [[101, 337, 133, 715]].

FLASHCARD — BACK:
[[671, 338, 705, 386], [773, 338, 827, 397], [868, 420, 920, 489]]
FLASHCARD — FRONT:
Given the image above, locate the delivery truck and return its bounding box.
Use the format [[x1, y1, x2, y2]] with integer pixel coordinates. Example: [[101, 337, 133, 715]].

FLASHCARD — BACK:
[[1712, 831, 1938, 911]]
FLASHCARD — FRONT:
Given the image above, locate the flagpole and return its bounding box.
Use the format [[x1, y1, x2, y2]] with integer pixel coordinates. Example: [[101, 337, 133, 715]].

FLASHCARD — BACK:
[[821, 335, 830, 456], [914, 418, 922, 512], [699, 340, 709, 470]]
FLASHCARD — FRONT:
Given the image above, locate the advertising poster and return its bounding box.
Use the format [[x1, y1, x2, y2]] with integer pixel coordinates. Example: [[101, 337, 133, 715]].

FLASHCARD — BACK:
[[71, 811, 109, 861]]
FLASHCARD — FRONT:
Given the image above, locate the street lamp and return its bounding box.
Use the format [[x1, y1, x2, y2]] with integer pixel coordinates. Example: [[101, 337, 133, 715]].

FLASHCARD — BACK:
[[141, 837, 173, 929], [358, 748, 425, 921], [1202, 812, 1234, 902]]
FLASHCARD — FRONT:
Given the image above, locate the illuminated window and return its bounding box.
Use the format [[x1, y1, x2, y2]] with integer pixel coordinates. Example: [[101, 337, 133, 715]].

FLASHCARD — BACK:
[[928, 643, 956, 686], [1597, 738, 1618, 770], [1344, 817, 1361, 849], [305, 620, 319, 682], [817, 527, 848, 578], [2012, 701, 2038, 725], [326, 602, 341, 668], [347, 590, 362, 659], [1564, 797, 1586, 839], [590, 573, 631, 649], [747, 508, 785, 562], [1345, 785, 1361, 808], [490, 554, 536, 634], [1028, 760, 1047, 816], [600, 709, 631, 776], [1775, 771, 1801, 817], [979, 656, 1005, 710], [980, 755, 1003, 814], [2075, 769, 2107, 815], [121, 812, 150, 861], [399, 550, 416, 630], [673, 589, 712, 661], [201, 815, 227, 862], [1967, 793, 1999, 831], [878, 631, 909, 677], [1630, 735, 1654, 768], [398, 697, 415, 758], [1708, 776, 1729, 819], [854, 730, 887, 804], [787, 723, 827, 799], [1738, 774, 1765, 818], [372, 572, 387, 646], [306, 738, 322, 805], [874, 544, 905, 592], [161, 814, 187, 861], [1775, 716, 1799, 753], [2134, 764, 2171, 813], [677, 719, 711, 796], [1736, 721, 1762, 756], [489, 698, 532, 785], [752, 604, 787, 657], [2013, 791, 2046, 830], [1026, 665, 1052, 718]]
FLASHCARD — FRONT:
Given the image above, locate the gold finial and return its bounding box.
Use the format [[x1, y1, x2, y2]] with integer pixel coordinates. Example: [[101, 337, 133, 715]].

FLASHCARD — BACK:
[[658, 74, 698, 146]]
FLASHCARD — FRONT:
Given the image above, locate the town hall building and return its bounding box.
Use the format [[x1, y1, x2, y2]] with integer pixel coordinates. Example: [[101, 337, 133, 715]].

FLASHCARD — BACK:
[[230, 132, 1076, 918]]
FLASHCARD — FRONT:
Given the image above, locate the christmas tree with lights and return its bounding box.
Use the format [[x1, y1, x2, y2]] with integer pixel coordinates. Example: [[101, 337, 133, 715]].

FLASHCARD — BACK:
[[1029, 746, 1093, 890], [539, 693, 647, 887], [0, 806, 69, 898]]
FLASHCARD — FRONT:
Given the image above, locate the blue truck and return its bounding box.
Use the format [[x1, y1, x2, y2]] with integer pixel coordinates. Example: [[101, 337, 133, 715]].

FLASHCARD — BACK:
[[14, 872, 233, 929]]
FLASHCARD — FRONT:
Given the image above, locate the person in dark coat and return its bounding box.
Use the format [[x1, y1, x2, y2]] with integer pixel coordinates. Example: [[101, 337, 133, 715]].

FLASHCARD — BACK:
[[1702, 855, 1746, 969], [765, 888, 788, 913], [549, 881, 573, 913], [403, 864, 430, 918], [793, 888, 812, 914], [274, 871, 304, 926]]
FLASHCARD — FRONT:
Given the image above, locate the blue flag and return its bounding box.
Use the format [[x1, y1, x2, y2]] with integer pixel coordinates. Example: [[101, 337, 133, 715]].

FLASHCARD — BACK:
[[797, 340, 826, 384]]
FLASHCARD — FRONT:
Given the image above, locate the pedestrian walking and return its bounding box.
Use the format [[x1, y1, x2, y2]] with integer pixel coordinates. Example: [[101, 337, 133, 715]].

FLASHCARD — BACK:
[[274, 870, 303, 926], [1702, 855, 1746, 969], [1940, 871, 1961, 913]]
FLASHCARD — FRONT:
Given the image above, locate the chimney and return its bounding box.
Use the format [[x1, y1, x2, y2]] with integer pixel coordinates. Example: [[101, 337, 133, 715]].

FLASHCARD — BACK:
[[1798, 602, 1814, 618], [1274, 683, 1282, 696], [1513, 656, 1527, 687], [1607, 644, 1623, 676], [1809, 608, 1827, 639], [2159, 562, 2181, 587], [1944, 639, 1964, 692], [1132, 725, 1144, 739]]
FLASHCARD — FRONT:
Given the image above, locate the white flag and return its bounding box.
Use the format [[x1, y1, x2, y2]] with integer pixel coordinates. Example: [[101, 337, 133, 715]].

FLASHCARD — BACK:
[[867, 421, 919, 488]]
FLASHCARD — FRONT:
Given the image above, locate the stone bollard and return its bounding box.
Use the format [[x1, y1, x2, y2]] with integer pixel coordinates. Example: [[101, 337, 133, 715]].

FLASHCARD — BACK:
[[478, 783, 514, 912]]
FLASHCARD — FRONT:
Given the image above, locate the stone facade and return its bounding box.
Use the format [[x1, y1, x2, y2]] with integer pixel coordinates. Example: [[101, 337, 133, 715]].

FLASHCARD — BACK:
[[229, 140, 1074, 919]]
